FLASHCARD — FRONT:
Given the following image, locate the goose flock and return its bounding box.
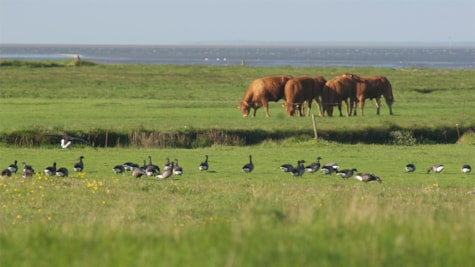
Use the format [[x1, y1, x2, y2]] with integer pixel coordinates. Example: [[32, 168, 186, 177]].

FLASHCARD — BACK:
[[0, 156, 85, 178], [278, 157, 472, 183], [0, 154, 472, 182], [279, 157, 382, 183]]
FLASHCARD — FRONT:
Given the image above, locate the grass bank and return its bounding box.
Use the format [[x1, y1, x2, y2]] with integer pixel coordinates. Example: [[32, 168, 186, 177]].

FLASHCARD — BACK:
[[0, 60, 474, 147]]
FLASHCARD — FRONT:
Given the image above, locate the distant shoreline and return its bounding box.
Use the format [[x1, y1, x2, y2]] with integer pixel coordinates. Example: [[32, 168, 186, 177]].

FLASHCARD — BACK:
[[1, 42, 475, 48]]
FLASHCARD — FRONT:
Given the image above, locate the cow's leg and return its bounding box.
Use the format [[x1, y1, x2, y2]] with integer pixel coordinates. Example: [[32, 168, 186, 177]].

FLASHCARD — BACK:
[[385, 97, 394, 115], [252, 107, 257, 117], [314, 99, 323, 117], [263, 101, 270, 118], [373, 98, 381, 115], [338, 102, 343, 117], [359, 98, 365, 117], [343, 100, 349, 117], [306, 100, 312, 117]]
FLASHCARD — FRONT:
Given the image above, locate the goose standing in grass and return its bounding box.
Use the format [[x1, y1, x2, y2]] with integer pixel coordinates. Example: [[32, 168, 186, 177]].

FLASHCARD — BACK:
[[461, 164, 471, 174], [173, 159, 183, 176], [291, 160, 305, 177], [199, 155, 209, 171], [157, 162, 173, 179], [279, 163, 294, 172], [427, 164, 444, 173], [140, 160, 148, 173], [321, 162, 339, 175], [44, 162, 57, 176], [123, 162, 139, 172], [56, 167, 69, 177], [1, 169, 12, 177], [74, 156, 84, 172], [354, 173, 382, 183], [305, 156, 322, 173], [112, 165, 126, 175], [242, 155, 254, 173], [22, 162, 34, 178], [145, 156, 160, 176], [164, 158, 173, 171], [132, 167, 145, 178], [405, 163, 416, 173], [336, 168, 358, 179], [8, 160, 18, 174]]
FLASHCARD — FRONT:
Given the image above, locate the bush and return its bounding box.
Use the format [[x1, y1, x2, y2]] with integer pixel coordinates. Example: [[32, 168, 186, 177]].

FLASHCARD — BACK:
[[390, 130, 417, 146]]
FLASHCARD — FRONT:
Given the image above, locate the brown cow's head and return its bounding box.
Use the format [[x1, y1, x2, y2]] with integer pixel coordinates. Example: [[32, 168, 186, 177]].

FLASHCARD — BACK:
[[341, 73, 362, 82], [282, 102, 302, 117], [237, 101, 251, 117]]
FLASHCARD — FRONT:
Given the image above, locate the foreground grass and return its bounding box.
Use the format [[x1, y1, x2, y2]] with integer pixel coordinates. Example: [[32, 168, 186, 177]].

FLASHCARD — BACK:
[[1, 143, 474, 266]]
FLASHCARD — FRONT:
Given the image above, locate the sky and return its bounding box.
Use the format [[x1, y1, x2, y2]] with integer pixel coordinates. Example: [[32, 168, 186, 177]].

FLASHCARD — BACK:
[[1, 0, 474, 45]]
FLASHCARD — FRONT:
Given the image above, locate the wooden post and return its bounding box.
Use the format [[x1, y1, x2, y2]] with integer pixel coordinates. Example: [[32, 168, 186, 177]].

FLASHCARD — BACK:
[[311, 114, 318, 140], [456, 123, 461, 141], [105, 130, 108, 148]]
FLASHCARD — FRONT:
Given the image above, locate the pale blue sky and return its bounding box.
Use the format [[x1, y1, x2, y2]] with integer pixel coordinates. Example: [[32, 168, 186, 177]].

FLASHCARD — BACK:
[[1, 0, 474, 45]]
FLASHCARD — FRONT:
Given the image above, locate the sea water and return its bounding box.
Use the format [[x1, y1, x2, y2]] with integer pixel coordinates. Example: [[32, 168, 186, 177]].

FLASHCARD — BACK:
[[1, 44, 474, 69]]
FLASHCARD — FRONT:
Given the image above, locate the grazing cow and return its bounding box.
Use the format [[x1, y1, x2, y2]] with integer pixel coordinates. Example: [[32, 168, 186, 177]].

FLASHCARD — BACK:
[[321, 76, 357, 117], [341, 73, 394, 116], [282, 76, 326, 117], [237, 75, 293, 118]]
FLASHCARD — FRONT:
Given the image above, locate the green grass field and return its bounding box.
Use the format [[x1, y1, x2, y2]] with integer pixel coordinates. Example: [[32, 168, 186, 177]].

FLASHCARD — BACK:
[[0, 60, 474, 266]]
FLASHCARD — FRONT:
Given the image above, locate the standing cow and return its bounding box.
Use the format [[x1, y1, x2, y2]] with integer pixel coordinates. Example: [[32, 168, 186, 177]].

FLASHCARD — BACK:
[[282, 76, 326, 117], [341, 73, 394, 116], [237, 75, 293, 118], [322, 76, 357, 117]]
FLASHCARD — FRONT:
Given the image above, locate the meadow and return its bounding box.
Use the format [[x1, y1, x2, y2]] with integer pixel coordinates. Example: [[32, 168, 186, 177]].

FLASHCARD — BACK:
[[0, 60, 474, 266]]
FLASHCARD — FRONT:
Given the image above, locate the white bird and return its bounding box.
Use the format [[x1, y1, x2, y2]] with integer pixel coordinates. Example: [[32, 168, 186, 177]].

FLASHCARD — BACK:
[[45, 134, 90, 149]]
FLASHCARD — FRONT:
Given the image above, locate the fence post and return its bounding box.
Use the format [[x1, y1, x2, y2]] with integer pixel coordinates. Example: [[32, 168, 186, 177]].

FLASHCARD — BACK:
[[105, 130, 108, 148], [311, 114, 318, 140]]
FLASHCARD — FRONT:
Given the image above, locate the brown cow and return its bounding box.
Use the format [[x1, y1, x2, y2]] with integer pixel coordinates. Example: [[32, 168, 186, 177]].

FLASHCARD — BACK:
[[237, 75, 293, 118], [322, 76, 357, 117], [282, 76, 326, 117], [342, 73, 394, 116]]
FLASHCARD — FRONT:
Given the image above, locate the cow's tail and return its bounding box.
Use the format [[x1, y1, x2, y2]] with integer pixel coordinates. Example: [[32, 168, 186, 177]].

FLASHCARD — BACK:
[[386, 82, 395, 103]]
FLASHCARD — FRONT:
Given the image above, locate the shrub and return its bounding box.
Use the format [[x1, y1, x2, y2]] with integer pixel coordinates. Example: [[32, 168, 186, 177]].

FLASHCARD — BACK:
[[390, 130, 417, 146]]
